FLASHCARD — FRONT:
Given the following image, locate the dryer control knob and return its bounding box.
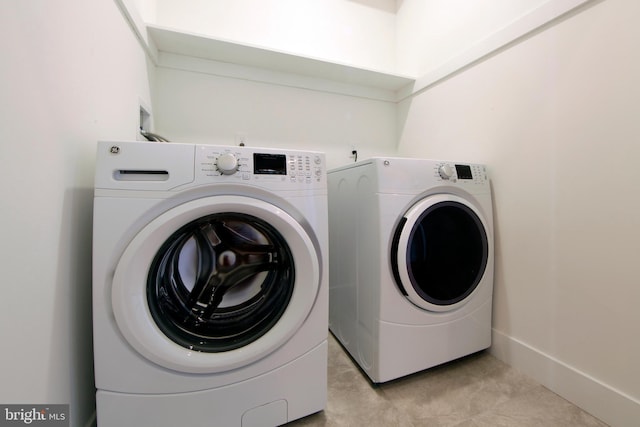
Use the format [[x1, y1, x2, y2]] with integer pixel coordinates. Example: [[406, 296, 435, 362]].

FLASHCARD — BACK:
[[216, 153, 239, 175], [438, 164, 454, 180]]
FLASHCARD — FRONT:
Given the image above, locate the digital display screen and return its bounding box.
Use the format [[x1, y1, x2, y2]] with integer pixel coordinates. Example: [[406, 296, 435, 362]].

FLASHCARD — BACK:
[[455, 164, 473, 180], [254, 153, 287, 175]]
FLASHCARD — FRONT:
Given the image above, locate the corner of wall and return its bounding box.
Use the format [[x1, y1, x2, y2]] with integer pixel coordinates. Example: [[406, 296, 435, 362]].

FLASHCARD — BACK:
[[490, 329, 640, 427]]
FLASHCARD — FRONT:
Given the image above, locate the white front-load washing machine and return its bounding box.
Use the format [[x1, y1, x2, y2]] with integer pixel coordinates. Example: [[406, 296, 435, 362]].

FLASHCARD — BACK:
[[93, 141, 328, 426], [328, 157, 493, 383]]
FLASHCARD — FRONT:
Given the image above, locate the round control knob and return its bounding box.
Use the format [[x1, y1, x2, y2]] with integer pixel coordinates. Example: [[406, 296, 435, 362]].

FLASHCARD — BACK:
[[438, 164, 454, 180], [216, 153, 239, 175]]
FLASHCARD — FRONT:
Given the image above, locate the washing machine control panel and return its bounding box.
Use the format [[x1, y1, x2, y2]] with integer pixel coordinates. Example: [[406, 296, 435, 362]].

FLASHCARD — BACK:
[[196, 145, 325, 188]]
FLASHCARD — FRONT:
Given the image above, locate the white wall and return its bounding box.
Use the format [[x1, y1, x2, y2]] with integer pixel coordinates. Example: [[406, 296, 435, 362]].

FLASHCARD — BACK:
[[395, 0, 549, 77], [134, 0, 157, 22], [0, 1, 153, 425], [152, 63, 397, 169], [153, 0, 397, 73], [148, 0, 399, 168], [397, 1, 640, 425]]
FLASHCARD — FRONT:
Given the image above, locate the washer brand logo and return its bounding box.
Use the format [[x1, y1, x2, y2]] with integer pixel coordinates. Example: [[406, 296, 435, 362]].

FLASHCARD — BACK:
[[0, 406, 68, 426]]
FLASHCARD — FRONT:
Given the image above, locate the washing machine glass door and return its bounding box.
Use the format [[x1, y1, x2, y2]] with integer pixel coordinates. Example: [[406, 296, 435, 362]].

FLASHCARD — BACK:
[[391, 194, 489, 312], [111, 195, 321, 374]]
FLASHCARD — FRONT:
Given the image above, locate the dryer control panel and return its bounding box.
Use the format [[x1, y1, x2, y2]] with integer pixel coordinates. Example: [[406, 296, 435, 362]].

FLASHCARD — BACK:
[[434, 162, 488, 184], [195, 145, 325, 189]]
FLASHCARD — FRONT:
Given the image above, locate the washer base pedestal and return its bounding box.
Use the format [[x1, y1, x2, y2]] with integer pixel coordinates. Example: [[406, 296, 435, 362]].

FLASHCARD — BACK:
[[96, 341, 327, 427]]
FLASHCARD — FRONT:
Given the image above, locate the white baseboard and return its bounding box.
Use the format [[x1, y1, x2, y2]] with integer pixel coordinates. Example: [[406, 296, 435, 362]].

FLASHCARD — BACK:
[[490, 329, 639, 427]]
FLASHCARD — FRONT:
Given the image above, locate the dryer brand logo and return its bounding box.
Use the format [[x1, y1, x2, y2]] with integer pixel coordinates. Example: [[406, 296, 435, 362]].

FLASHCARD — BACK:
[[0, 405, 68, 426]]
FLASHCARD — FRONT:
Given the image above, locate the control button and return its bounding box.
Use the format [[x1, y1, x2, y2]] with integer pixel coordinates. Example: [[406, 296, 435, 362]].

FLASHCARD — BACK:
[[438, 164, 454, 180], [216, 153, 239, 175]]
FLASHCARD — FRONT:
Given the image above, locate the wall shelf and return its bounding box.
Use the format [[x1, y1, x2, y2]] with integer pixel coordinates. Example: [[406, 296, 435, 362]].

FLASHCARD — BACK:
[[146, 25, 416, 102], [135, 0, 594, 103]]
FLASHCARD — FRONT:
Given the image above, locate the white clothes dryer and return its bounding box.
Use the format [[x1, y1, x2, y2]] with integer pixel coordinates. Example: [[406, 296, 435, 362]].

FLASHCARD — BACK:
[[93, 141, 328, 426], [328, 157, 493, 383]]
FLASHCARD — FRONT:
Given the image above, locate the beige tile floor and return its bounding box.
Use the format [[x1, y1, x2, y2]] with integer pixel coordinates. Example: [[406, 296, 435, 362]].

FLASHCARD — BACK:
[[288, 333, 608, 427]]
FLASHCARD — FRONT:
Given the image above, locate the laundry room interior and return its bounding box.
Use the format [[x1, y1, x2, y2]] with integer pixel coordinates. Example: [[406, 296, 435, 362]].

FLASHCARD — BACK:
[[1, 0, 639, 426]]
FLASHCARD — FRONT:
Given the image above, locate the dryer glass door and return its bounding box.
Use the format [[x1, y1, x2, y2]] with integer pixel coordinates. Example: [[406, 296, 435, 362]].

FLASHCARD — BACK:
[[392, 194, 489, 312]]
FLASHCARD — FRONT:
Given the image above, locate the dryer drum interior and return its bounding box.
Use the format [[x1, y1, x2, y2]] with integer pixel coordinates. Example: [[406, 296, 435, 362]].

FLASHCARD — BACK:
[[147, 212, 295, 353], [392, 201, 488, 306]]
